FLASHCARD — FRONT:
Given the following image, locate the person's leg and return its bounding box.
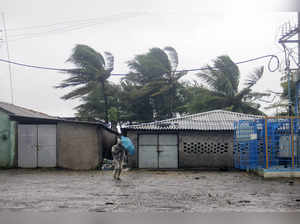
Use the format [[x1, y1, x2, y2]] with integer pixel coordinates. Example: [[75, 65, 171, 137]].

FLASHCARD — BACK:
[[117, 168, 122, 180], [117, 152, 126, 180], [113, 158, 118, 179], [113, 169, 117, 179], [116, 160, 123, 180]]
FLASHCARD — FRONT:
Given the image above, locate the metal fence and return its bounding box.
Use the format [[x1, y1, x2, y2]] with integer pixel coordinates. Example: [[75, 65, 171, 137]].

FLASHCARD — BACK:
[[234, 117, 300, 170]]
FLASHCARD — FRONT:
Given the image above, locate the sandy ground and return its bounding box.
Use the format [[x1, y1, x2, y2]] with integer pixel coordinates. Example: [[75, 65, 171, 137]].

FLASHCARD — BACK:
[[0, 169, 299, 212]]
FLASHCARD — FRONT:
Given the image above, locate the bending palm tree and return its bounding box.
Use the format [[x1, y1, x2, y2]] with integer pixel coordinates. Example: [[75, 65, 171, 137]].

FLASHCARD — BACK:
[[56, 44, 114, 122], [197, 55, 268, 115], [124, 47, 186, 120]]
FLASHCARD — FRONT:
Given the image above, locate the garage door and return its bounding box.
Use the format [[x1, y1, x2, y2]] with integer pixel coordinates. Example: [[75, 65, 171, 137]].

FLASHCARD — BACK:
[[18, 125, 56, 168], [138, 134, 178, 168]]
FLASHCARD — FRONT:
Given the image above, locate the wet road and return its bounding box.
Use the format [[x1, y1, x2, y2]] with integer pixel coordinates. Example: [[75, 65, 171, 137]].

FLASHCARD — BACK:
[[0, 169, 299, 212]]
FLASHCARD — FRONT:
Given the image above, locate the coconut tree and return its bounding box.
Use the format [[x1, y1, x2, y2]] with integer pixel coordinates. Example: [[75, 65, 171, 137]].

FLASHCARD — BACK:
[[197, 55, 268, 115], [56, 44, 114, 122], [123, 47, 187, 120]]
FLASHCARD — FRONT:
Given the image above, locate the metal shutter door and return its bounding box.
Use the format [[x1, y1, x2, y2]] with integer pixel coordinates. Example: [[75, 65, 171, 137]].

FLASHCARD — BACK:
[[138, 135, 158, 168], [18, 125, 37, 168], [37, 125, 56, 167], [159, 134, 178, 168]]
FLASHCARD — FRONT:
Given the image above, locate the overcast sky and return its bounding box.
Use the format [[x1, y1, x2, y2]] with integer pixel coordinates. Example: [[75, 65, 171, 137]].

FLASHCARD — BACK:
[[0, 0, 298, 117]]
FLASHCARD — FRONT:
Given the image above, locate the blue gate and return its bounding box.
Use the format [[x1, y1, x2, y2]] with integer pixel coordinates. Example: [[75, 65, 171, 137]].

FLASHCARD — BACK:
[[234, 118, 300, 170]]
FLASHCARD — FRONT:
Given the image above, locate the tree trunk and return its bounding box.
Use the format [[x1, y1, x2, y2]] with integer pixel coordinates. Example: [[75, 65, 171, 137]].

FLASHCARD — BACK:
[[111, 121, 118, 132], [100, 81, 109, 123]]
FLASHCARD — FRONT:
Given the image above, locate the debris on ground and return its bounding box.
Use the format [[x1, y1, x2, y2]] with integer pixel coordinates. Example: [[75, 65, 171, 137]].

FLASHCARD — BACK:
[[101, 159, 114, 170], [105, 202, 114, 205]]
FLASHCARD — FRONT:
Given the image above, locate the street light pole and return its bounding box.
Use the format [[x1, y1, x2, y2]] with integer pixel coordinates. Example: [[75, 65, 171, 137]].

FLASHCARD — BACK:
[[1, 12, 14, 104]]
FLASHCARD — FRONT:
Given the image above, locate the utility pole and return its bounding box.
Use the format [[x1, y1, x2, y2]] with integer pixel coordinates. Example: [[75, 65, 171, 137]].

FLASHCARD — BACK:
[[1, 12, 14, 104], [279, 13, 300, 116], [298, 11, 300, 81], [298, 12, 300, 65], [296, 12, 300, 116]]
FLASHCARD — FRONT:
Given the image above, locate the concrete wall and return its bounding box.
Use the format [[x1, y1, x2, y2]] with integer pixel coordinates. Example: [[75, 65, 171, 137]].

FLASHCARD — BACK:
[[57, 122, 100, 170], [0, 111, 16, 168], [126, 130, 234, 169], [179, 131, 234, 168]]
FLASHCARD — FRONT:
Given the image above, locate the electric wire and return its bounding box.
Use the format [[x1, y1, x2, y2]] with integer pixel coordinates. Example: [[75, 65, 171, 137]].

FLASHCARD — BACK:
[[6, 16, 122, 31], [0, 54, 281, 76], [5, 13, 147, 42], [0, 58, 69, 72], [175, 54, 280, 73], [7, 12, 148, 32]]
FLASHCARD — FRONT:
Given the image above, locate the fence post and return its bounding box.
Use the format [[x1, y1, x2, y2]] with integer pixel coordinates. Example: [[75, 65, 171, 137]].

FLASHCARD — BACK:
[[291, 118, 295, 168], [265, 118, 269, 169]]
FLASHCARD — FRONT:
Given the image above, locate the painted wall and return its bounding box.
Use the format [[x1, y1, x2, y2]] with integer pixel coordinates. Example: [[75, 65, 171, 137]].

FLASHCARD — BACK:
[[57, 122, 100, 170], [0, 111, 16, 168]]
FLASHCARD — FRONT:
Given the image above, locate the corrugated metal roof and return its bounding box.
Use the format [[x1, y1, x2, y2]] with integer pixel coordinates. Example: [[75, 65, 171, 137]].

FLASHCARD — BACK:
[[0, 102, 119, 134], [123, 110, 263, 131], [0, 101, 56, 120]]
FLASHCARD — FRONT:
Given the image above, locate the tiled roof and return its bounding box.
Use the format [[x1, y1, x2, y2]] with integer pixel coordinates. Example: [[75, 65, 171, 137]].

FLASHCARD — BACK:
[[123, 110, 263, 131], [0, 101, 56, 120]]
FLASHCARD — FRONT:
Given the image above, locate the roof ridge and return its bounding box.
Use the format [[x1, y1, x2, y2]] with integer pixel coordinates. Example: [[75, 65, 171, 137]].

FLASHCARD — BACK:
[[220, 110, 264, 117], [163, 110, 262, 122], [0, 101, 55, 118], [153, 110, 225, 123], [124, 110, 263, 129]]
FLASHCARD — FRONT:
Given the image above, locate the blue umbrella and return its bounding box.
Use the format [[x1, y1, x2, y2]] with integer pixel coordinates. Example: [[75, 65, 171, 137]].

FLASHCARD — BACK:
[[121, 136, 135, 155]]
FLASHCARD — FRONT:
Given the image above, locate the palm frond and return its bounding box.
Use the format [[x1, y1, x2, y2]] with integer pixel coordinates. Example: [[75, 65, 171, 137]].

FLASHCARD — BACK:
[[197, 66, 219, 91], [67, 45, 105, 73], [244, 66, 264, 88], [235, 88, 252, 101], [104, 51, 114, 73], [60, 83, 96, 100], [238, 102, 265, 115], [213, 55, 240, 94], [55, 68, 94, 88], [197, 56, 240, 97], [164, 46, 179, 71], [248, 91, 270, 98], [149, 48, 171, 72]]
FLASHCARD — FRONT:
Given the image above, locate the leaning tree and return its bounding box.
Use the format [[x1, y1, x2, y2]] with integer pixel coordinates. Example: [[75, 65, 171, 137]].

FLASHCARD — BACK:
[[56, 44, 114, 122], [197, 55, 268, 115]]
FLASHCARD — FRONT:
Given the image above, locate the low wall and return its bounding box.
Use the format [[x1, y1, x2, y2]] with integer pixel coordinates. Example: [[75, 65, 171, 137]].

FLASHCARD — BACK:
[[257, 168, 300, 178], [57, 122, 99, 170], [179, 132, 234, 168]]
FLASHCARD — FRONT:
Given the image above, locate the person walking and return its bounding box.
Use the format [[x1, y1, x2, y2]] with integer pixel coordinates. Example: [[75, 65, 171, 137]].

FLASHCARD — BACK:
[[111, 137, 126, 180]]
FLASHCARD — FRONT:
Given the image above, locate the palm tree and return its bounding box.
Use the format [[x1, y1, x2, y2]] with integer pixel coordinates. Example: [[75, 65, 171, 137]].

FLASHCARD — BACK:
[[124, 47, 186, 120], [56, 44, 114, 122], [197, 55, 268, 115], [163, 47, 187, 117]]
